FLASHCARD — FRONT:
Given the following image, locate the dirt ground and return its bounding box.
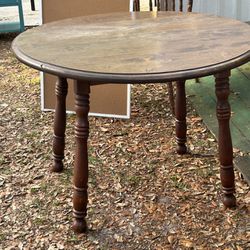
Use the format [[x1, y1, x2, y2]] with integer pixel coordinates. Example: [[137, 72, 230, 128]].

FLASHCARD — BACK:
[[0, 33, 249, 250]]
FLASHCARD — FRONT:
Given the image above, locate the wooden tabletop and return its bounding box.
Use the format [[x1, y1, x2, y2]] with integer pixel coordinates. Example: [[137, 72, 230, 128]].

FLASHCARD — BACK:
[[12, 12, 250, 83]]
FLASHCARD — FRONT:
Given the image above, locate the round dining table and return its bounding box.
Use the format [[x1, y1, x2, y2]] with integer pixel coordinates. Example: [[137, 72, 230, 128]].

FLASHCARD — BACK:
[[12, 11, 250, 233]]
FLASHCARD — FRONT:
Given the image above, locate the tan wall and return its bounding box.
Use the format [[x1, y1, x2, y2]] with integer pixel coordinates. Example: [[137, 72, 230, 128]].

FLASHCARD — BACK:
[[42, 0, 130, 117]]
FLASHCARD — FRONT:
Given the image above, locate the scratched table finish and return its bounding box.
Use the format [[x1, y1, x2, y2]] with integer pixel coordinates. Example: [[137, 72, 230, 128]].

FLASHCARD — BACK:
[[12, 12, 250, 233]]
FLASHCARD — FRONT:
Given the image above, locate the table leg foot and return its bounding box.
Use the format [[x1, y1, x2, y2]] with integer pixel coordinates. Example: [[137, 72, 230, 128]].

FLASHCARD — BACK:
[[52, 153, 64, 173], [52, 77, 68, 173], [73, 81, 90, 234], [175, 80, 187, 154], [215, 71, 236, 208], [222, 193, 236, 208], [73, 221, 87, 233], [73, 210, 88, 233], [176, 142, 187, 155]]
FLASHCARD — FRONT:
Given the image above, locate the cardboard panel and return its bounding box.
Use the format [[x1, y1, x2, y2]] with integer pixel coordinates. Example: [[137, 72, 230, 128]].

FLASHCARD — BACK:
[[41, 0, 130, 118], [42, 0, 130, 23], [44, 75, 129, 116]]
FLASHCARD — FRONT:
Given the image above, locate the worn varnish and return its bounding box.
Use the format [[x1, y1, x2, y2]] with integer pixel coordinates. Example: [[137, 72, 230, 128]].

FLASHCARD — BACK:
[[12, 12, 250, 82], [133, 1, 194, 116]]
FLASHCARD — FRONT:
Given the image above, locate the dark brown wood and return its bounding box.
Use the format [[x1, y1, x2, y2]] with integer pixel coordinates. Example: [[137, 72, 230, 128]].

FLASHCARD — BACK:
[[52, 77, 68, 172], [172, 0, 175, 11], [133, 0, 140, 11], [157, 0, 160, 11], [175, 80, 187, 154], [12, 12, 250, 83], [167, 82, 175, 115], [179, 0, 183, 11], [11, 13, 250, 231], [165, 0, 168, 11], [149, 0, 153, 11], [159, 0, 192, 12], [72, 81, 90, 233], [215, 71, 236, 208], [188, 0, 193, 12]]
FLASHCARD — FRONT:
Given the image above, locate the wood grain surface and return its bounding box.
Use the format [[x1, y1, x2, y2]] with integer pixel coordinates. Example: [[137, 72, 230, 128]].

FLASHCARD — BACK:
[[12, 11, 250, 82]]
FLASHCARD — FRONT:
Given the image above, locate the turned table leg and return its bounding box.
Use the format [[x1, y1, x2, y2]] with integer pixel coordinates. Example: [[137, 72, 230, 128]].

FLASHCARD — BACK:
[[52, 77, 68, 172], [215, 71, 236, 208], [175, 80, 187, 154], [72, 81, 90, 233], [167, 81, 175, 116]]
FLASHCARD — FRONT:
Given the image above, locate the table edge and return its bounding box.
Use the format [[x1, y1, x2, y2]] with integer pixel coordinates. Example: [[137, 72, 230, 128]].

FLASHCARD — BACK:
[[12, 42, 250, 83]]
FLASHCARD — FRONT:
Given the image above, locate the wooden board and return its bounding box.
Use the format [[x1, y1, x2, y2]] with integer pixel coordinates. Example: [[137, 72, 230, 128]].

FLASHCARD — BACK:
[[235, 156, 250, 185], [187, 64, 250, 152], [186, 63, 250, 185], [41, 0, 131, 118]]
